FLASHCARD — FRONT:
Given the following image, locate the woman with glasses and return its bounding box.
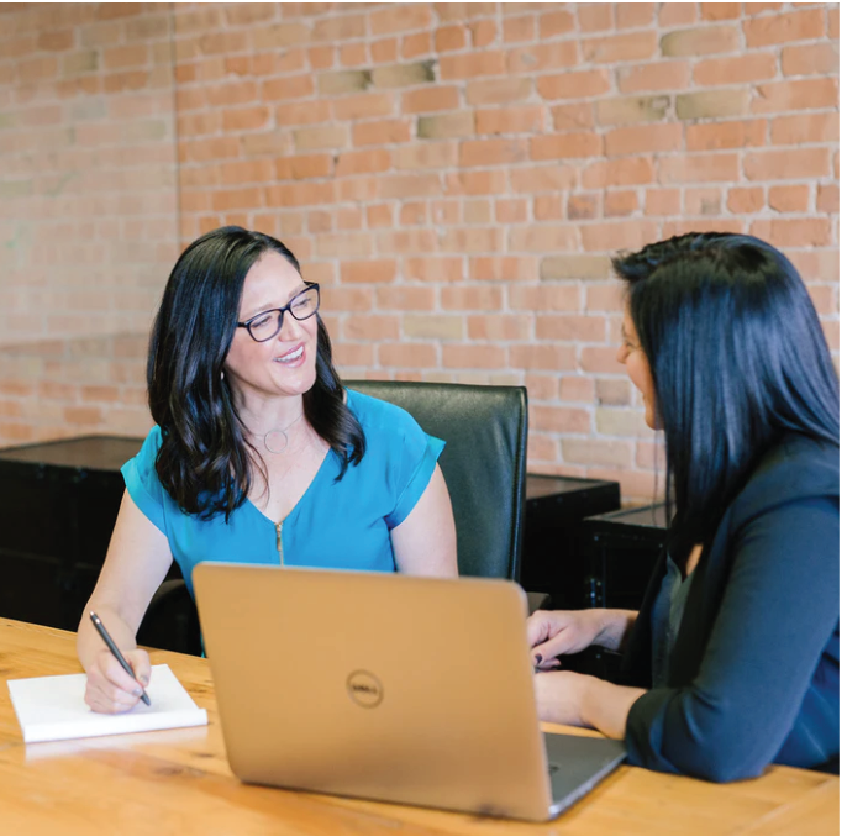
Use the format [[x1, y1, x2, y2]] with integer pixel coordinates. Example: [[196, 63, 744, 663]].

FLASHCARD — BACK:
[[528, 232, 839, 780], [78, 226, 457, 713]]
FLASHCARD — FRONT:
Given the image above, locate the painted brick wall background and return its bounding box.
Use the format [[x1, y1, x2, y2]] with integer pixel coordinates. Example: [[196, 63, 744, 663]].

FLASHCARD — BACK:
[[0, 1, 838, 503]]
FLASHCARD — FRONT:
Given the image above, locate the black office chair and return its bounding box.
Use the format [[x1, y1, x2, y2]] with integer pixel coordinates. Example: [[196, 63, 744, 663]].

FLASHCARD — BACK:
[[138, 380, 530, 655]]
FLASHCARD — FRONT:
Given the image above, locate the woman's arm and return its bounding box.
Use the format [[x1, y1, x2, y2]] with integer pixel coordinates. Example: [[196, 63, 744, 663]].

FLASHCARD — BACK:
[[391, 465, 458, 577], [77, 491, 173, 710]]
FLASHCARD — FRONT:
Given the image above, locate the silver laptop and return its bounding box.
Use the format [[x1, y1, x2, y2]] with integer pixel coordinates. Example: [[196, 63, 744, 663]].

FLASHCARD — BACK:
[[193, 564, 625, 822]]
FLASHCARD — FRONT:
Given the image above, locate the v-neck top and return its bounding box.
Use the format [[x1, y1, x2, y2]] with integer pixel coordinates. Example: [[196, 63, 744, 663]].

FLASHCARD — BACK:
[[122, 389, 445, 598]]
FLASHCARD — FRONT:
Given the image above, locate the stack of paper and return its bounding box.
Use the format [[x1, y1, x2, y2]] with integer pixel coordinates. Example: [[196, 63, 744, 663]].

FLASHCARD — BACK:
[[7, 663, 208, 743]]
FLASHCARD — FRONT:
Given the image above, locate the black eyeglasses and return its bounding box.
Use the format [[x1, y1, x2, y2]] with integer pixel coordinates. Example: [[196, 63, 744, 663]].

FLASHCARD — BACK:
[[236, 284, 320, 343]]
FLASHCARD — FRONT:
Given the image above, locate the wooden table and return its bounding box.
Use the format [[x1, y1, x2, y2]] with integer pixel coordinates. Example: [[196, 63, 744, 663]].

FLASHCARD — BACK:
[[0, 619, 836, 835]]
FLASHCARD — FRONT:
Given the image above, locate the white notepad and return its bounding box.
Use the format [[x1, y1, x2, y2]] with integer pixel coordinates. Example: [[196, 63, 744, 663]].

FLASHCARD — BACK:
[[7, 663, 208, 743]]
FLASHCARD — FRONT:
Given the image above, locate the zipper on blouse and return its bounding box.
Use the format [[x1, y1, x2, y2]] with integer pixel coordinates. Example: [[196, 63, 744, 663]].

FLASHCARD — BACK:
[[275, 518, 284, 566]]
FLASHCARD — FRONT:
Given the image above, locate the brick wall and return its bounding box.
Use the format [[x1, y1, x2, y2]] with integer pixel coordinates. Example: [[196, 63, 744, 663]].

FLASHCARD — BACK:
[[0, 2, 838, 503]]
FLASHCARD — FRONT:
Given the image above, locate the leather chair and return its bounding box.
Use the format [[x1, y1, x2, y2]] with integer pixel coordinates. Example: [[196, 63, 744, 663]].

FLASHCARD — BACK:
[[138, 381, 530, 655]]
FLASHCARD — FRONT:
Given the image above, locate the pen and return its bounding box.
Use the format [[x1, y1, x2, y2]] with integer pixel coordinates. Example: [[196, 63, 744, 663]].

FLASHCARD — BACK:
[[89, 611, 151, 706]]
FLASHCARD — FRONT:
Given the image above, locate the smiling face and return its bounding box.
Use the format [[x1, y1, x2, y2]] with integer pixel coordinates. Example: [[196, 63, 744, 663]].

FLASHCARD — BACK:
[[223, 250, 318, 410], [616, 309, 659, 430]]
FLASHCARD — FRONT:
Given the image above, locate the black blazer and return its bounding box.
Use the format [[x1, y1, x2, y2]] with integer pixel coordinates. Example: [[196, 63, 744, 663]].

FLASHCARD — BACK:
[[619, 433, 839, 781]]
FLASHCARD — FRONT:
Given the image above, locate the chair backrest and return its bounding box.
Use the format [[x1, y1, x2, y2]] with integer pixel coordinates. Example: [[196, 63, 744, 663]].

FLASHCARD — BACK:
[[345, 380, 528, 581]]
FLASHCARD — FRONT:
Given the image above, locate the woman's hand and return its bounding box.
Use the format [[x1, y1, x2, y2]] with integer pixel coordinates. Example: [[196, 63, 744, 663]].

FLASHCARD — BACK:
[[534, 670, 645, 739], [526, 609, 607, 670], [83, 647, 151, 714]]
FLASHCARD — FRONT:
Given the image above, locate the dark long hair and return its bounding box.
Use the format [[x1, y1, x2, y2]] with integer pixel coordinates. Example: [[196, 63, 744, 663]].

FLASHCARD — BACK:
[[148, 226, 365, 520], [613, 232, 839, 563]]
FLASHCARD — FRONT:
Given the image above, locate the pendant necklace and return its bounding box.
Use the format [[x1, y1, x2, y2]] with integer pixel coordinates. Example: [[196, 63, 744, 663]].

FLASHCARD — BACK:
[[263, 410, 304, 454]]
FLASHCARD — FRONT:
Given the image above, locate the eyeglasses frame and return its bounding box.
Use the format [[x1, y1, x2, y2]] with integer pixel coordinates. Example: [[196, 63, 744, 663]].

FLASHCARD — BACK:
[[236, 283, 321, 343]]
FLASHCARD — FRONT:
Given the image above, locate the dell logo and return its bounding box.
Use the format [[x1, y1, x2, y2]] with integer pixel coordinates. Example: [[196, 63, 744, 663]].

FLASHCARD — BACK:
[[346, 669, 383, 709]]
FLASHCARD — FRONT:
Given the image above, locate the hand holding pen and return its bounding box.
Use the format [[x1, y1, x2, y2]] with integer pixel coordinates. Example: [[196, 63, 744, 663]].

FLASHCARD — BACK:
[[88, 612, 151, 709]]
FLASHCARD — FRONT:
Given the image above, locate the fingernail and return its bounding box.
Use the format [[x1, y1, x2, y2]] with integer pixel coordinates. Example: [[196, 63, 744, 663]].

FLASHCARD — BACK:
[[132, 688, 143, 698], [140, 675, 150, 686], [534, 653, 543, 664]]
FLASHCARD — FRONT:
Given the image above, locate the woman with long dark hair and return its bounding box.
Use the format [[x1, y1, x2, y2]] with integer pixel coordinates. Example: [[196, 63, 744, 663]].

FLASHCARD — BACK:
[[528, 232, 839, 780], [79, 227, 457, 712]]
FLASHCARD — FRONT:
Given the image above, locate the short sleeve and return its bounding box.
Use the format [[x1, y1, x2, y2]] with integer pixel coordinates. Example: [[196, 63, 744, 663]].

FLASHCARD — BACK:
[[121, 426, 170, 536], [346, 390, 445, 530], [386, 429, 445, 529]]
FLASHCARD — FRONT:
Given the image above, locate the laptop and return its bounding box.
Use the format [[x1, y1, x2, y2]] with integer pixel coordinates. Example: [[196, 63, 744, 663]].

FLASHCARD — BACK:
[[192, 563, 626, 822]]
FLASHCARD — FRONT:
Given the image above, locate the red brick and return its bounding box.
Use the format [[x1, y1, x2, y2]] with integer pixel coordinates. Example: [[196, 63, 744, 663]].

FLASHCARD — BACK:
[[439, 227, 503, 253], [352, 119, 412, 146], [371, 3, 432, 35], [582, 158, 655, 189], [340, 260, 397, 284], [581, 221, 659, 253], [727, 187, 764, 214], [459, 138, 528, 167], [435, 24, 466, 52], [475, 105, 545, 135], [582, 31, 657, 62], [685, 120, 766, 152], [275, 154, 334, 181], [465, 77, 533, 105], [617, 60, 691, 93], [604, 191, 638, 217], [693, 53, 777, 85], [531, 131, 603, 160], [509, 164, 577, 193], [539, 8, 575, 37], [658, 153, 739, 184], [403, 31, 433, 59], [366, 204, 394, 228], [744, 8, 825, 47], [645, 188, 682, 216], [404, 257, 466, 283], [495, 198, 529, 223], [441, 286, 504, 310], [509, 285, 580, 311], [311, 13, 366, 41], [469, 256, 539, 280], [749, 218, 832, 247], [771, 113, 839, 145], [745, 148, 830, 182], [379, 343, 438, 369], [376, 286, 435, 311], [508, 224, 579, 253], [503, 15, 535, 43], [536, 68, 611, 101], [442, 344, 507, 370], [752, 79, 839, 114], [507, 40, 578, 73], [605, 123, 684, 156], [467, 315, 531, 341], [509, 344, 577, 372], [567, 195, 600, 220], [401, 85, 460, 114], [532, 405, 592, 435], [577, 4, 613, 32], [371, 38, 399, 64], [440, 50, 506, 79], [335, 149, 392, 176], [817, 184, 839, 214], [699, 3, 741, 21], [551, 103, 596, 131], [534, 194, 565, 221], [436, 2, 497, 22], [781, 43, 839, 77], [768, 185, 810, 213], [685, 187, 722, 216]]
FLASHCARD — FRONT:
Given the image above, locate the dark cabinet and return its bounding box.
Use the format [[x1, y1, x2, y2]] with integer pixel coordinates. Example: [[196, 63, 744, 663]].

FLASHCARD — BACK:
[[0, 436, 144, 632], [521, 474, 621, 610]]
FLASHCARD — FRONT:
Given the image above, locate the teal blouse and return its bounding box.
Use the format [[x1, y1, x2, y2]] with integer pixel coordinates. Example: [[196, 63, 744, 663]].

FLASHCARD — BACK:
[[122, 389, 445, 597]]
